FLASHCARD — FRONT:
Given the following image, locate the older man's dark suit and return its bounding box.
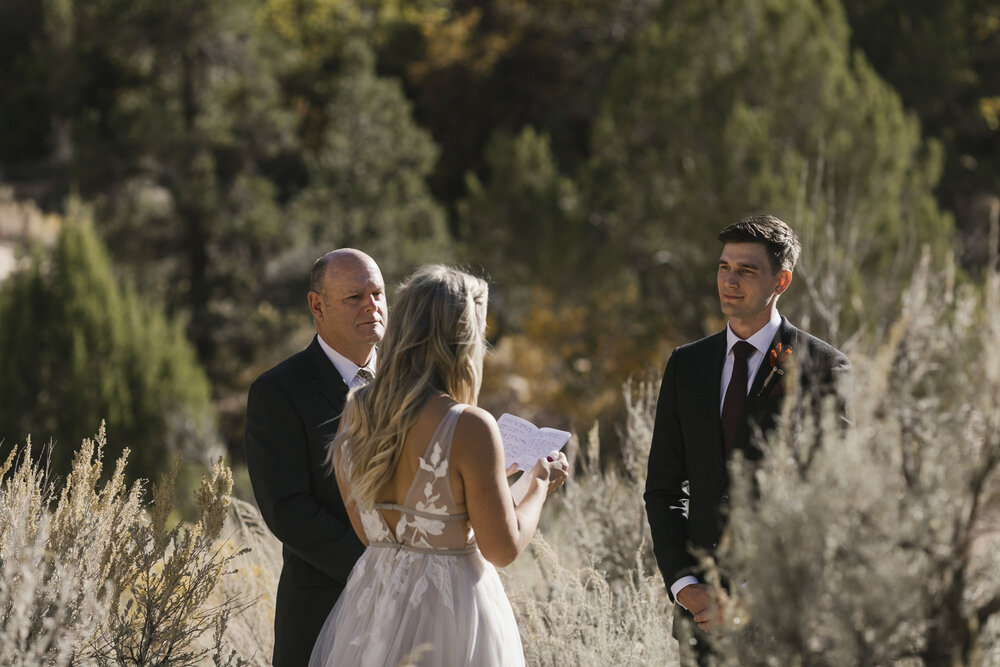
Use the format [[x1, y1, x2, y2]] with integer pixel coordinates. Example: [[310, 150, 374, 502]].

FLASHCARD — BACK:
[[244, 336, 365, 667], [644, 317, 849, 599]]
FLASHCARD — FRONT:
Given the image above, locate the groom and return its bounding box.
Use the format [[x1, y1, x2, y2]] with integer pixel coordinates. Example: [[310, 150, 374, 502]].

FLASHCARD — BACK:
[[644, 215, 849, 658], [244, 249, 387, 666]]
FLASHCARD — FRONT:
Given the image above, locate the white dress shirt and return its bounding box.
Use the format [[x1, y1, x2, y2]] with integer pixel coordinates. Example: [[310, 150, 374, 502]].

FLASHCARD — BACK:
[[719, 310, 782, 412], [316, 335, 377, 389], [672, 310, 782, 605]]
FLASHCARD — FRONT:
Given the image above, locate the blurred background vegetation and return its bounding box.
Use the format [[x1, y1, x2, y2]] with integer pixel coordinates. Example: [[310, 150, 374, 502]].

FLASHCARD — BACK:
[[0, 0, 997, 495]]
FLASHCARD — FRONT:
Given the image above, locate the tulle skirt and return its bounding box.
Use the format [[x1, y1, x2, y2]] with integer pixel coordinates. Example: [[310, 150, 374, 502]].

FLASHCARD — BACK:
[[308, 545, 525, 667]]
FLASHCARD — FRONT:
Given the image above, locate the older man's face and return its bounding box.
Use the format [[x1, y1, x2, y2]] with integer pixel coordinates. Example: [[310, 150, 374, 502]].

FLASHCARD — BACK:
[[312, 254, 386, 364]]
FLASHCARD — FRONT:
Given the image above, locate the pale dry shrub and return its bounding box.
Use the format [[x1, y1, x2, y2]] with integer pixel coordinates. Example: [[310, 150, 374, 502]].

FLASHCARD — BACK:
[[0, 506, 102, 666], [509, 534, 676, 666], [0, 424, 252, 666], [543, 377, 660, 584], [0, 426, 140, 666], [85, 455, 250, 666], [213, 498, 283, 666], [705, 256, 1000, 666], [507, 378, 679, 666]]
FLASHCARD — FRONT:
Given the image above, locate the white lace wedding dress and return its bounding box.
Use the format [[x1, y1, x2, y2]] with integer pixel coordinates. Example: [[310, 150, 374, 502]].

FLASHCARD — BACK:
[[308, 403, 526, 667]]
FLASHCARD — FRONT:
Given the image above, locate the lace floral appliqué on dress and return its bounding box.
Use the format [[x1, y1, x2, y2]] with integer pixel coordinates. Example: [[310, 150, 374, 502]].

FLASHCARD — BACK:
[[308, 404, 525, 667]]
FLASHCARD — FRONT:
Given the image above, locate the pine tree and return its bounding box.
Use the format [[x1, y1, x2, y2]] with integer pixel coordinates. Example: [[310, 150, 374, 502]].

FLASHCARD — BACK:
[[458, 128, 588, 299], [286, 38, 451, 284], [585, 0, 955, 342], [0, 203, 217, 481]]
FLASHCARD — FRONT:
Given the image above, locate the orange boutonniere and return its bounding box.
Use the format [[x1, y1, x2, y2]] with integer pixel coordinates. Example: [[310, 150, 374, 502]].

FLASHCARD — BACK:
[[757, 343, 793, 397]]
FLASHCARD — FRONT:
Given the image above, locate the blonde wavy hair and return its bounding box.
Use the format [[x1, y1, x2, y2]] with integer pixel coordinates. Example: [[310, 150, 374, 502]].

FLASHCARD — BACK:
[[328, 264, 489, 509]]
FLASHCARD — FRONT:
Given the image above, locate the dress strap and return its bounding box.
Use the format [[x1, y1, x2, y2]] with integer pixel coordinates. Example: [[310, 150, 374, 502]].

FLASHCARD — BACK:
[[402, 402, 468, 510], [423, 403, 466, 461]]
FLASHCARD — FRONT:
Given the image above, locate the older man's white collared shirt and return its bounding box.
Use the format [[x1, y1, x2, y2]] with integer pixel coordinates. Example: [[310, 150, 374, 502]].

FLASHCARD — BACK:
[[315, 335, 376, 389]]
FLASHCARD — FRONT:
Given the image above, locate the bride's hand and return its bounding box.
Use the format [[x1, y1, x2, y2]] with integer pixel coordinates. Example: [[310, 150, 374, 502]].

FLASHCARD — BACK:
[[530, 451, 570, 494]]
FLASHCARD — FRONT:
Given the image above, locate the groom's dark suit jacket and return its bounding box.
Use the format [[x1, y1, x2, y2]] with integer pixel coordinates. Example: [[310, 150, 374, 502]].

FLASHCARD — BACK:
[[244, 336, 365, 667], [644, 317, 849, 599]]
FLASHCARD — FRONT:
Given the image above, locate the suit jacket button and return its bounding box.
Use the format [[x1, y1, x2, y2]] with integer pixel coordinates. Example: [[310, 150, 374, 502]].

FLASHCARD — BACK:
[[721, 493, 729, 503], [712, 542, 718, 548]]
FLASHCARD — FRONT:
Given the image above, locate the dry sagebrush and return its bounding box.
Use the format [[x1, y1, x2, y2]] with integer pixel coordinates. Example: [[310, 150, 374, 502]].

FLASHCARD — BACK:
[[0, 423, 250, 666], [0, 436, 114, 666], [212, 498, 283, 666], [554, 378, 661, 584], [708, 258, 1000, 666], [506, 378, 679, 666], [508, 258, 1000, 666]]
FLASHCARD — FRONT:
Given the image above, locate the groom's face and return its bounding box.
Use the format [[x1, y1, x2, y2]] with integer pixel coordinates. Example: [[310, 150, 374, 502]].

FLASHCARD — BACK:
[[717, 242, 789, 331]]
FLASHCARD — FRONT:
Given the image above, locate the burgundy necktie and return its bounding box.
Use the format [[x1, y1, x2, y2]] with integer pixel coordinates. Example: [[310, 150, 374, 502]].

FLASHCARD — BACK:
[[722, 341, 755, 458]]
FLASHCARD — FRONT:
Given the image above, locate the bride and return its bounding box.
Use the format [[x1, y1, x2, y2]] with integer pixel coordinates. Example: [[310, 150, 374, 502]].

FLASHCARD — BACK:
[[309, 264, 570, 667]]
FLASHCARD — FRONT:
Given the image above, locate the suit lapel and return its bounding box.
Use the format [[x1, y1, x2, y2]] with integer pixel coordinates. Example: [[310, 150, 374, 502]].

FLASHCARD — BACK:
[[744, 326, 784, 414], [704, 331, 727, 459], [708, 332, 726, 408], [306, 336, 350, 411], [738, 318, 798, 453]]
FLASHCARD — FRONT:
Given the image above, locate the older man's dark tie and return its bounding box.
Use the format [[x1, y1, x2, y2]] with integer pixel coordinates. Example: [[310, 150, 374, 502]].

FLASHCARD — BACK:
[[356, 367, 374, 385], [722, 341, 755, 458]]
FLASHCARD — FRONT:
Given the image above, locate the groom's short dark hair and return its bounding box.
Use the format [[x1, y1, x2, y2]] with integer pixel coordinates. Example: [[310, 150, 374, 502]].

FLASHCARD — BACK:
[[719, 214, 801, 273]]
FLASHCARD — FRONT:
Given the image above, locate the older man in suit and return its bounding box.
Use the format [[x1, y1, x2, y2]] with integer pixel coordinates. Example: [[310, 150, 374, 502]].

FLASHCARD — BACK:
[[644, 215, 849, 661], [244, 249, 386, 666]]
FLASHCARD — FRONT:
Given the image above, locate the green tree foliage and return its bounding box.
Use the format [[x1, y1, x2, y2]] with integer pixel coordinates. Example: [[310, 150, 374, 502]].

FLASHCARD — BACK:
[[0, 1, 459, 453], [286, 38, 451, 285], [459, 128, 587, 303], [76, 0, 292, 365], [256, 0, 463, 160], [459, 128, 647, 431], [382, 0, 661, 207], [0, 0, 47, 164], [457, 0, 959, 437], [585, 0, 954, 340], [841, 0, 1000, 270], [0, 206, 217, 481], [1, 0, 983, 462], [0, 0, 297, 399]]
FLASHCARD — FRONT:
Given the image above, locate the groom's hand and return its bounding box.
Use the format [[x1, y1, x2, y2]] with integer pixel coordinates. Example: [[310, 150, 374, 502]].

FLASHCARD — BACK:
[[676, 583, 711, 614], [678, 584, 726, 633]]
